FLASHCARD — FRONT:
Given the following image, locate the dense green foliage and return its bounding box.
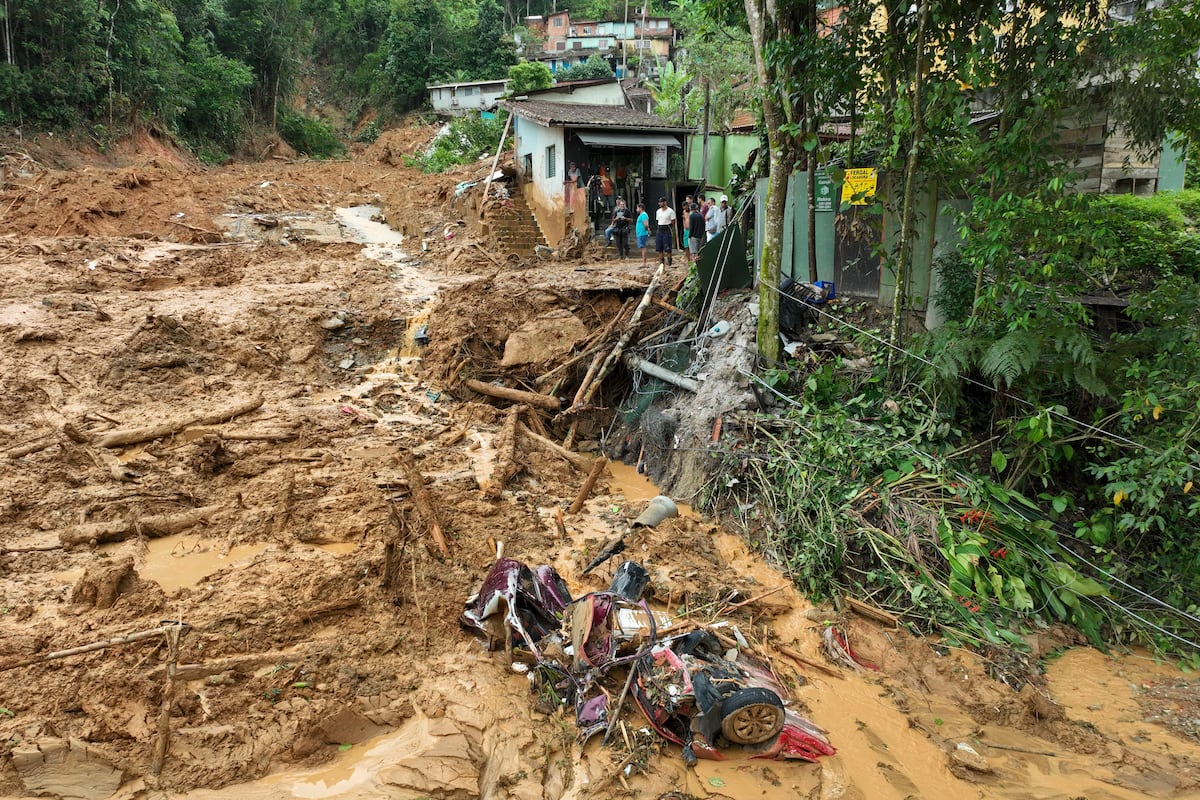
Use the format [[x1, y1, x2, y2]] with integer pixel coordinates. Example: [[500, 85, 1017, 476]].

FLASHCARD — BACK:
[[506, 62, 554, 95], [704, 189, 1200, 658], [677, 0, 1200, 657], [0, 0, 520, 156], [554, 54, 615, 82]]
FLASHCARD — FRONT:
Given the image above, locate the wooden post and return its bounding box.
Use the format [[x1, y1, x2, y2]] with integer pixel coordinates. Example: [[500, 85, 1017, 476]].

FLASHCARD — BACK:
[[398, 453, 450, 558], [151, 624, 186, 777], [568, 457, 608, 514]]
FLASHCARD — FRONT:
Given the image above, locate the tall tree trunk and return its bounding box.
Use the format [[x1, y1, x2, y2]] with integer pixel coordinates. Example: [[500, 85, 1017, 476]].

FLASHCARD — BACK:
[[806, 0, 818, 283], [972, 7, 1021, 315], [886, 0, 931, 378], [746, 0, 805, 365]]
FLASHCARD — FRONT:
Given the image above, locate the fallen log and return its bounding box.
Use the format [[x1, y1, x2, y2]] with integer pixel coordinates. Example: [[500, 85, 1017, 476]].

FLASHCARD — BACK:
[[568, 456, 608, 514], [93, 395, 264, 448], [0, 623, 188, 672], [843, 595, 900, 628], [517, 423, 592, 472], [563, 264, 664, 448], [651, 296, 693, 317], [151, 625, 185, 777], [147, 650, 301, 681], [58, 505, 220, 546], [777, 643, 843, 680], [398, 453, 450, 558], [483, 405, 526, 500], [463, 379, 560, 411], [5, 433, 59, 459]]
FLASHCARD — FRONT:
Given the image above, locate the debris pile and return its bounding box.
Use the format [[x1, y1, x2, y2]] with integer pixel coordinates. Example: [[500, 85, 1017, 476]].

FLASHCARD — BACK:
[[461, 557, 836, 770]]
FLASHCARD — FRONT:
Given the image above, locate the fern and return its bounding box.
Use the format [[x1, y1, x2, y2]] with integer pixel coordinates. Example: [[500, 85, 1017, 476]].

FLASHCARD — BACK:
[[981, 330, 1040, 389], [1051, 325, 1110, 398]]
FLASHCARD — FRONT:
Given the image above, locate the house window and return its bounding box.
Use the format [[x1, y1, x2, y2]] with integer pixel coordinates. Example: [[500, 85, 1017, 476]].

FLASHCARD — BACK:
[[545, 145, 557, 178], [583, 26, 591, 33], [523, 153, 533, 177], [553, 17, 563, 26], [556, 40, 566, 50], [571, 40, 581, 49]]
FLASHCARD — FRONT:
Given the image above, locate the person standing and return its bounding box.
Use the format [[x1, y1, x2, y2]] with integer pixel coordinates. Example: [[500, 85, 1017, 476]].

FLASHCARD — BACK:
[[635, 203, 650, 266], [610, 201, 632, 259], [654, 196, 676, 267], [565, 161, 581, 203], [688, 201, 706, 263], [679, 195, 694, 259], [599, 166, 614, 212], [605, 198, 628, 244], [715, 195, 732, 236], [704, 194, 732, 242]]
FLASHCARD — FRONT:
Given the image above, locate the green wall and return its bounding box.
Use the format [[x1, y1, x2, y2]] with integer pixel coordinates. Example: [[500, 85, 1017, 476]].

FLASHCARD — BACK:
[[1159, 134, 1188, 192], [686, 133, 757, 193]]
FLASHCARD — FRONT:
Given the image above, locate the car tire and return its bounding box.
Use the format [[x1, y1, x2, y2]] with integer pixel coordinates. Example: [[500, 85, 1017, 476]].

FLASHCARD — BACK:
[[719, 687, 785, 745]]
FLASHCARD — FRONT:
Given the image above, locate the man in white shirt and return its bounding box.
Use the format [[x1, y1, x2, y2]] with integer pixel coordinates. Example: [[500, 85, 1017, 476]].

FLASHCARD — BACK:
[[705, 194, 732, 242], [654, 196, 676, 267]]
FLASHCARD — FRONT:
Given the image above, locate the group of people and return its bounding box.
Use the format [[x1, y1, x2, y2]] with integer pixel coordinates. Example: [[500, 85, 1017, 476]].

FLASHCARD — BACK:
[[605, 193, 733, 267]]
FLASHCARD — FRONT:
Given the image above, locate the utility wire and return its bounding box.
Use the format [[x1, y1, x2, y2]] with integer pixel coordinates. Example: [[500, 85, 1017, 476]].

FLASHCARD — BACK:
[[757, 278, 1200, 460]]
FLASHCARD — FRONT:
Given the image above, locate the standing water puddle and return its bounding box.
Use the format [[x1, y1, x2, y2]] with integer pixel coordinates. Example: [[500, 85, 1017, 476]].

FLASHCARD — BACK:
[[55, 536, 356, 592]]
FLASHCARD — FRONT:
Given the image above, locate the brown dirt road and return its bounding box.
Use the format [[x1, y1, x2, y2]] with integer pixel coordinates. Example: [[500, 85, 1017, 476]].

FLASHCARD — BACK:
[[2, 128, 1200, 800]]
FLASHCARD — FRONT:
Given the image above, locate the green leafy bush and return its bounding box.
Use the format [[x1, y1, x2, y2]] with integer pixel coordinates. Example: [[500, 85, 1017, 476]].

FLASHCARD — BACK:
[[506, 62, 553, 96], [555, 54, 614, 82], [405, 113, 508, 174], [931, 251, 975, 322], [277, 111, 344, 159]]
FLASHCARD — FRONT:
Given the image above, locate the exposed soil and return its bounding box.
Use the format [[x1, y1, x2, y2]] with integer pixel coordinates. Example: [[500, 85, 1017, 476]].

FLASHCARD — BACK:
[[2, 126, 1200, 800]]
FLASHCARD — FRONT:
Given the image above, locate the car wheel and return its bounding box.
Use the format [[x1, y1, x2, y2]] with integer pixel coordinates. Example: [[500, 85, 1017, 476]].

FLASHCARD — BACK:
[[719, 687, 785, 745]]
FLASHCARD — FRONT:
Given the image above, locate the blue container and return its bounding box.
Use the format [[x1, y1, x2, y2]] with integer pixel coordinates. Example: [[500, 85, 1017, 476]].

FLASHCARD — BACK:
[[814, 280, 836, 300]]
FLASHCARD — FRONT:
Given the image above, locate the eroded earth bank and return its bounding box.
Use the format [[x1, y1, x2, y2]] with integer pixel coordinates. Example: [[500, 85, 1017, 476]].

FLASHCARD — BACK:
[[2, 129, 1200, 800]]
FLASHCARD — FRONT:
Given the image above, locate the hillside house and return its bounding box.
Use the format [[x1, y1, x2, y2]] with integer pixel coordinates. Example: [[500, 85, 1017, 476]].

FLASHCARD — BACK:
[[427, 79, 509, 117], [504, 80, 692, 244]]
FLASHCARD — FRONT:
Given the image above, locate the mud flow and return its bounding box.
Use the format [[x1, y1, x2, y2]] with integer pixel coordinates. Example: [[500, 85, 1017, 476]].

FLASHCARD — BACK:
[[2, 129, 1200, 800]]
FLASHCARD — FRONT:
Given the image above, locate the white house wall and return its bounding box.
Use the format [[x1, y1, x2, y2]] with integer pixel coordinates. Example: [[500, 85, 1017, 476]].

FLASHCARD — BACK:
[[428, 82, 508, 116], [514, 118, 569, 243], [536, 82, 625, 106]]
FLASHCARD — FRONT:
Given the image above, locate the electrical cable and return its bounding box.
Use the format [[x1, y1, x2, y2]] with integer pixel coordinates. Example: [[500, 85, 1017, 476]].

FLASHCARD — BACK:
[[756, 278, 1200, 460]]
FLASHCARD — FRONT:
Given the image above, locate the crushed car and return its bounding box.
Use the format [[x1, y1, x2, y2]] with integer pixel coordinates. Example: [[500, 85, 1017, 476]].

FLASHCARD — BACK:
[[460, 557, 836, 766]]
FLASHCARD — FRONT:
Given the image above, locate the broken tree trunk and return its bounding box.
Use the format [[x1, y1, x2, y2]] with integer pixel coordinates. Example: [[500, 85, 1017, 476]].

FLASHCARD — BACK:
[[5, 434, 59, 459], [463, 379, 560, 411], [0, 623, 188, 672], [517, 423, 592, 472], [483, 405, 526, 500], [568, 456, 608, 514], [151, 624, 185, 777], [564, 264, 664, 448], [397, 453, 450, 558], [92, 395, 264, 448], [58, 505, 220, 546]]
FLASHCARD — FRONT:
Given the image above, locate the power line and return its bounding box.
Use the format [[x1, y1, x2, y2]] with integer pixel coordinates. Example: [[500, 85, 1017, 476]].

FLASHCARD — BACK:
[[759, 279, 1200, 460]]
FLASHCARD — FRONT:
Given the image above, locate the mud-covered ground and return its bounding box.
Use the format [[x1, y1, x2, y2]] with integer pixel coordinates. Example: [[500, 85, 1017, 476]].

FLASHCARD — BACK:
[[2, 127, 1200, 800]]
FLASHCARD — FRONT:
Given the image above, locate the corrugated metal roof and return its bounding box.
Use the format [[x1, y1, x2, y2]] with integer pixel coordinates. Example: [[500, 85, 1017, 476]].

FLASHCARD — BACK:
[[502, 99, 692, 132]]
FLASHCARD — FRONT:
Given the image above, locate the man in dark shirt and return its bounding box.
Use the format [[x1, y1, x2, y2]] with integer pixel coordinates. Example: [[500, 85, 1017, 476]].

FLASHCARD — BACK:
[[687, 202, 706, 263]]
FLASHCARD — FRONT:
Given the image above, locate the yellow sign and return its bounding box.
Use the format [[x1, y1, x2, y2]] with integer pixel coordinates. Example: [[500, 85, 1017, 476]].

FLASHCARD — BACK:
[[841, 168, 878, 206]]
